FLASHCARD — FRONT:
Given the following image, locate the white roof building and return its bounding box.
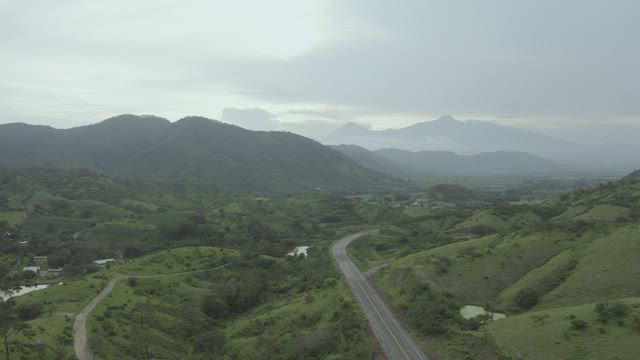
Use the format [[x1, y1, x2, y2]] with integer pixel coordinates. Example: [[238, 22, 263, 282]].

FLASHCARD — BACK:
[[93, 259, 115, 265], [22, 266, 41, 273]]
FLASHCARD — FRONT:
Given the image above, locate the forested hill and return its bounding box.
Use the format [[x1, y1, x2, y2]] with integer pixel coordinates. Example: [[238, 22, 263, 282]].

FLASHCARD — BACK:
[[0, 115, 406, 195]]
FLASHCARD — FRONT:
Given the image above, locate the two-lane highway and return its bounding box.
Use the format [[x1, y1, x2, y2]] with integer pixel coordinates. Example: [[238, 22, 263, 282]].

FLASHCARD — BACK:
[[333, 230, 429, 360]]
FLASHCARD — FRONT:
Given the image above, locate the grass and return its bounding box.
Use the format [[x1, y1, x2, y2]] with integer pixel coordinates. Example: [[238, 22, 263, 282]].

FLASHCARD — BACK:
[[16, 276, 108, 313], [403, 207, 433, 218], [14, 315, 75, 360], [10, 247, 236, 359], [103, 247, 235, 276], [573, 204, 631, 223], [0, 210, 24, 227], [452, 210, 507, 233], [223, 282, 373, 360], [487, 297, 640, 360], [541, 225, 640, 308]]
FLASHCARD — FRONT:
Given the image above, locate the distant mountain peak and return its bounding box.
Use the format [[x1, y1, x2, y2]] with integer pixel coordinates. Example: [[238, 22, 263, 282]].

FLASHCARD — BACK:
[[176, 116, 225, 127], [433, 115, 460, 124], [335, 122, 371, 135], [99, 114, 170, 126]]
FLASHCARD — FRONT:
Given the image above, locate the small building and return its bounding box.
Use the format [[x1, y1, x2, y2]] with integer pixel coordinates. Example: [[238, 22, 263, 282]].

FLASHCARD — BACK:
[[18, 241, 29, 246], [33, 256, 48, 263], [93, 259, 115, 266], [22, 266, 41, 273]]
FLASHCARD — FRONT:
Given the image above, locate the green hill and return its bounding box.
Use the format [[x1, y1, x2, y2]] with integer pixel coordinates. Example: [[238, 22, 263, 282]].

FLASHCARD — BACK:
[[358, 170, 640, 359], [0, 115, 406, 195]]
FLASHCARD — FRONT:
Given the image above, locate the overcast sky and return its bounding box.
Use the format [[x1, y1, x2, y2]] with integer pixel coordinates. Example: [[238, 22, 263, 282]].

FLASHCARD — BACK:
[[1, 0, 639, 143]]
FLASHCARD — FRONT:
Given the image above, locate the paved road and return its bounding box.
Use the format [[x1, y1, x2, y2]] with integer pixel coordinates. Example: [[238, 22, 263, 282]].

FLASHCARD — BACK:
[[73, 266, 226, 360], [333, 230, 429, 360]]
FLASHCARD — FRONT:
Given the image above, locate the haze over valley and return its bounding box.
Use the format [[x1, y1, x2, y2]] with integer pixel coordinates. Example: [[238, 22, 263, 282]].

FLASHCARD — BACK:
[[1, 1, 639, 360]]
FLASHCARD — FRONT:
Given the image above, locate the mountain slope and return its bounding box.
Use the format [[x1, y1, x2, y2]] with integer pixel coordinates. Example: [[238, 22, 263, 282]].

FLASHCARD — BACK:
[[375, 148, 562, 174], [0, 115, 406, 195], [329, 144, 426, 178]]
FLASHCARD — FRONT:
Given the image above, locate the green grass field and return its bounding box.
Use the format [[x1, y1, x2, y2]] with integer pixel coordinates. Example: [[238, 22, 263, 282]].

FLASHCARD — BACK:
[[0, 210, 24, 227], [487, 297, 640, 360]]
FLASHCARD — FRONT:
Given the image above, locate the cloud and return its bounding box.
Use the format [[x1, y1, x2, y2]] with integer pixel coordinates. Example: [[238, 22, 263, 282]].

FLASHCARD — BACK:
[[221, 108, 279, 131], [0, 0, 639, 144], [214, 0, 640, 117]]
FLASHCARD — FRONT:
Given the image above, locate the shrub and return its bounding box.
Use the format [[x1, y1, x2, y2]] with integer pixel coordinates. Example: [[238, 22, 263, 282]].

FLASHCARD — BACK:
[[531, 314, 549, 325], [17, 302, 44, 320], [515, 288, 539, 310], [570, 318, 588, 330], [595, 302, 629, 324]]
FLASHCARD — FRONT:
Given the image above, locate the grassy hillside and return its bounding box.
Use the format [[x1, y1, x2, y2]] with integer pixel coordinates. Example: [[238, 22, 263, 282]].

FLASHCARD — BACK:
[[0, 169, 387, 359], [353, 170, 640, 359], [9, 245, 378, 360]]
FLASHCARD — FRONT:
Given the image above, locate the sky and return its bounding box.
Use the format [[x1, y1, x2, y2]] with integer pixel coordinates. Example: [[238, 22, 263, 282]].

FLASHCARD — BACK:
[[1, 0, 639, 144]]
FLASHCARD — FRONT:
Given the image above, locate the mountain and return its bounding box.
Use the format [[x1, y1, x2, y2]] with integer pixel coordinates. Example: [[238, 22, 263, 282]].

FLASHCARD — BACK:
[[329, 145, 426, 178], [0, 115, 407, 195], [324, 115, 576, 153], [374, 148, 562, 175], [323, 115, 640, 172], [331, 144, 563, 177]]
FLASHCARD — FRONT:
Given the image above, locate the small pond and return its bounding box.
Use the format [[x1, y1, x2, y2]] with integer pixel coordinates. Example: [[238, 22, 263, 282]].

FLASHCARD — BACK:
[[460, 305, 506, 321]]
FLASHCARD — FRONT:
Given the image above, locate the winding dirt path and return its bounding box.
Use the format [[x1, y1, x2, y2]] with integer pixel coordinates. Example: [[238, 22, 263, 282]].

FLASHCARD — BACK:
[[73, 266, 226, 360]]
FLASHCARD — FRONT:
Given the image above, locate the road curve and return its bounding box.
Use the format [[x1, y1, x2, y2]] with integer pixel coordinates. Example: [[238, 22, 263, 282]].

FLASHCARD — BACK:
[[74, 266, 226, 360], [333, 230, 429, 360]]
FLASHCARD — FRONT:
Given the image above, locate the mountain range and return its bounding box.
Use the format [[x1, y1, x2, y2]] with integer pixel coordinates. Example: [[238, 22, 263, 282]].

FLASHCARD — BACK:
[[331, 145, 565, 177], [0, 115, 405, 195], [323, 116, 640, 172]]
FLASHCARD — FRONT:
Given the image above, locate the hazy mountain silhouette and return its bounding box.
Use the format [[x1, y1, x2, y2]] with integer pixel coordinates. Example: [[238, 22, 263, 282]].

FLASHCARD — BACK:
[[0, 115, 406, 194], [323, 115, 640, 172]]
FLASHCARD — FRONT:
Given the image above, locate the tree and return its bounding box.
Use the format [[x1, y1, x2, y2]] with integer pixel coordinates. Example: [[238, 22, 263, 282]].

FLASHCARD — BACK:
[[17, 303, 43, 320], [202, 295, 228, 320], [514, 288, 539, 310], [0, 299, 29, 360]]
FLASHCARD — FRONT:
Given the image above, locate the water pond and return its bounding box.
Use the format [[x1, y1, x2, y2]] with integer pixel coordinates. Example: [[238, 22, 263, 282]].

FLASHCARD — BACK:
[[460, 305, 506, 321]]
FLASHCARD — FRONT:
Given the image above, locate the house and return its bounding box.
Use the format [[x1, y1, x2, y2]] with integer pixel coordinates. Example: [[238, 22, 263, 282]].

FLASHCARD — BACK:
[[22, 266, 41, 273], [93, 259, 115, 265]]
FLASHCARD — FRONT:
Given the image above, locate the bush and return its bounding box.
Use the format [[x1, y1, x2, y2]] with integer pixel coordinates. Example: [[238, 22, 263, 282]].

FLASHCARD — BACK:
[[514, 288, 539, 310], [18, 302, 44, 320], [570, 318, 588, 330], [595, 302, 629, 324], [202, 295, 229, 319]]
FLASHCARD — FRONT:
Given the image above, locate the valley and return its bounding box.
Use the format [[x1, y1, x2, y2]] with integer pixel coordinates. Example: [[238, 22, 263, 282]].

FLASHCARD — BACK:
[[1, 166, 639, 359]]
